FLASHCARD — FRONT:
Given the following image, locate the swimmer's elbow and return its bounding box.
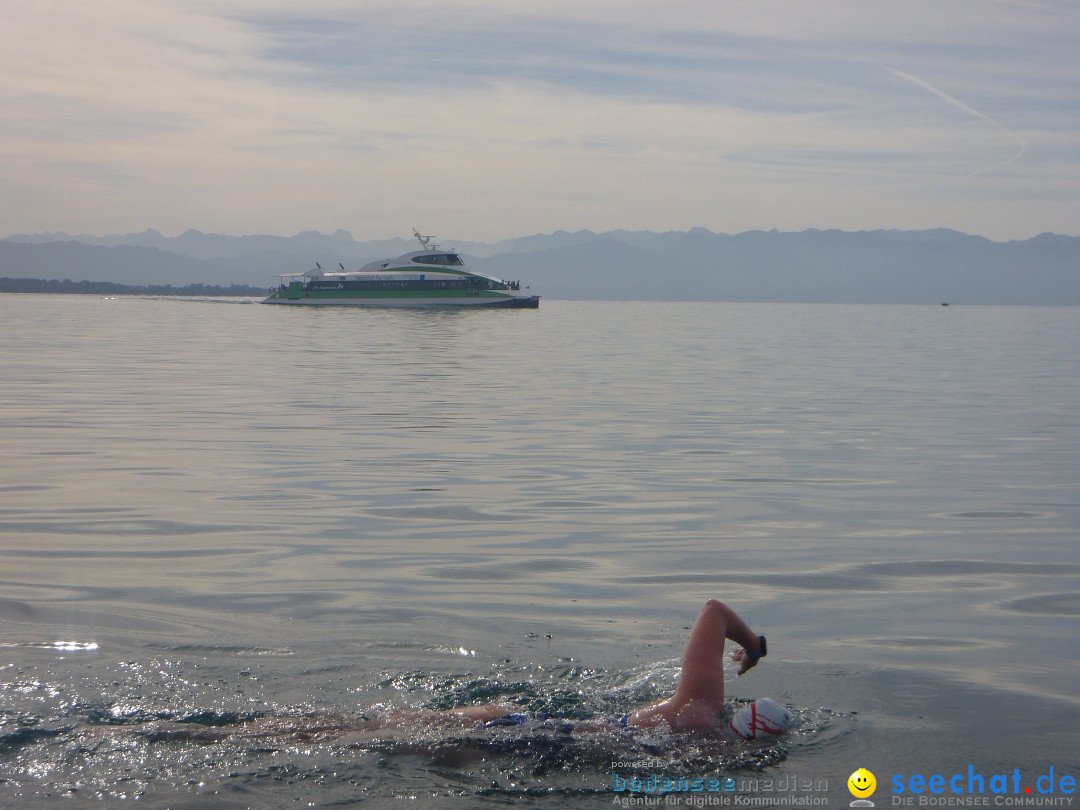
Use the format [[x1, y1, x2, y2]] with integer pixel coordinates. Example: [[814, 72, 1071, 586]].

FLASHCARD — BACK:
[[701, 599, 732, 618]]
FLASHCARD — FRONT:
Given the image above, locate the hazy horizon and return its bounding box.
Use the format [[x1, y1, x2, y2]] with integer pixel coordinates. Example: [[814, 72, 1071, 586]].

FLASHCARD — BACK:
[[3, 2, 1078, 242], [5, 223, 1076, 245], [5, 225, 1077, 305]]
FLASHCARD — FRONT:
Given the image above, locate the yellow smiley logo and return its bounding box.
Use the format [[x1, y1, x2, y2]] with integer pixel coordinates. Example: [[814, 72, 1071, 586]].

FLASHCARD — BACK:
[[848, 768, 877, 798]]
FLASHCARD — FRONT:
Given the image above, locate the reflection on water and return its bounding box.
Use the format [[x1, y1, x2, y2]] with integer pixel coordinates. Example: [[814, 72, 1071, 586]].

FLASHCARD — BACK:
[[1, 296, 1078, 806]]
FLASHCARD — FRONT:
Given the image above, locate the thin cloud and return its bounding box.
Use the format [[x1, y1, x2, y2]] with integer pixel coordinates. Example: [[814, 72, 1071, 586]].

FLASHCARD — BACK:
[[0, 1, 1076, 239], [885, 66, 1026, 176]]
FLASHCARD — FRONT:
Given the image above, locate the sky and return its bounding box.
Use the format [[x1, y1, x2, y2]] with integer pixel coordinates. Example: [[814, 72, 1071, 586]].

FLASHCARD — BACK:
[[2, 0, 1078, 242]]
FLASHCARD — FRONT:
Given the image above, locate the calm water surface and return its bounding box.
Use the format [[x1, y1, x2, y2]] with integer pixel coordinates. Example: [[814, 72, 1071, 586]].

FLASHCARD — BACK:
[[1, 296, 1077, 807]]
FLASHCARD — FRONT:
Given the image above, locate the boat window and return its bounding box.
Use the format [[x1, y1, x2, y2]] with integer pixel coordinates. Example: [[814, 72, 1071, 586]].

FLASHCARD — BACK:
[[411, 253, 463, 266]]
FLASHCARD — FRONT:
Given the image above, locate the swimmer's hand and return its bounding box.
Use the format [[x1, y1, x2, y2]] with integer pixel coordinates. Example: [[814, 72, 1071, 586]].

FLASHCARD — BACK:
[[731, 647, 758, 676]]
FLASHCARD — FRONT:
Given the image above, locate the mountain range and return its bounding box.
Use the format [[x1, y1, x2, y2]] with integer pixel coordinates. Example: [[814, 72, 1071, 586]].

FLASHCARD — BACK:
[[3, 227, 1078, 304]]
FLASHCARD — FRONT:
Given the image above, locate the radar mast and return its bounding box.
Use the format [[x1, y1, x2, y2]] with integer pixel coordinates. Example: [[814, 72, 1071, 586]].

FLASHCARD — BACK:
[[413, 229, 439, 251]]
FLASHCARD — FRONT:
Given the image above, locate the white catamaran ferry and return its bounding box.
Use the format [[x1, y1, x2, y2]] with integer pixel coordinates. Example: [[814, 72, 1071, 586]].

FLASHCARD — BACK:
[[262, 231, 539, 308]]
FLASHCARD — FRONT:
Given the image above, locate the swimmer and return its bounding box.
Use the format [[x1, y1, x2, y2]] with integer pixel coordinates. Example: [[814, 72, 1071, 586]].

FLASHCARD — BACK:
[[109, 599, 786, 743], [627, 598, 768, 732], [458, 598, 772, 733]]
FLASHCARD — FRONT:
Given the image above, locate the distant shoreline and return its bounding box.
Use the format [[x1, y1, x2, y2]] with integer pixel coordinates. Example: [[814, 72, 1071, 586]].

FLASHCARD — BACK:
[[0, 277, 264, 297], [4, 229, 1079, 304]]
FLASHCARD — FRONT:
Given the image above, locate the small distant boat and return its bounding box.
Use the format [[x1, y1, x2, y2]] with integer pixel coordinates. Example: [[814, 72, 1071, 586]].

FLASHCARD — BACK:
[[262, 231, 539, 308]]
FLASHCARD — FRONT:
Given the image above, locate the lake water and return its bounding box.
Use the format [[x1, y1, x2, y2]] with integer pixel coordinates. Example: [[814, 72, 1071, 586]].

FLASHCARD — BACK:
[[1, 295, 1077, 808]]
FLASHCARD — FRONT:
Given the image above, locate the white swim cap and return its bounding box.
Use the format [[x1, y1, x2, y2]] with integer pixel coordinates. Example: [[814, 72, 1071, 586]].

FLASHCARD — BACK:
[[730, 698, 794, 740]]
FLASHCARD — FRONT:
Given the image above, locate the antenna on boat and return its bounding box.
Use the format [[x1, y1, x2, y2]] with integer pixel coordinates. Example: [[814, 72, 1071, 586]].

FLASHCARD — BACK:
[[413, 229, 438, 251]]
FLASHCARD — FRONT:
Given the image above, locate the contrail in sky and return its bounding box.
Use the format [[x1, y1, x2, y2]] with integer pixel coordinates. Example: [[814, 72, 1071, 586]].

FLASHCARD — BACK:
[[885, 66, 1025, 176]]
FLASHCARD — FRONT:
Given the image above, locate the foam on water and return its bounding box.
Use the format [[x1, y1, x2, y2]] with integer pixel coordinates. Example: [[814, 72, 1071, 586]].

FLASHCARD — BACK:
[[1, 653, 836, 806]]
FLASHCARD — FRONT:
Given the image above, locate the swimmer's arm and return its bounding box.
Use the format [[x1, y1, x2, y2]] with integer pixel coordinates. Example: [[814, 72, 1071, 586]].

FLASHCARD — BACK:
[[446, 704, 517, 723], [731, 634, 765, 676], [626, 700, 678, 729], [726, 610, 765, 676]]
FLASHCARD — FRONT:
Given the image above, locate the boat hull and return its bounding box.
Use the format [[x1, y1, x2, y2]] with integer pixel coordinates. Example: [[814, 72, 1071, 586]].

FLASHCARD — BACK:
[[261, 292, 539, 308]]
